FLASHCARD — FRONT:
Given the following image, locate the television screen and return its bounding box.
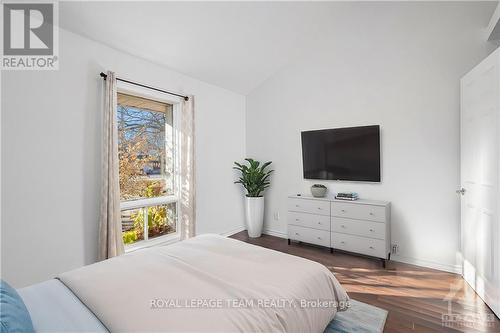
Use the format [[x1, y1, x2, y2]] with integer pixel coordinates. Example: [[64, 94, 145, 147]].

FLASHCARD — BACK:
[[301, 125, 381, 182]]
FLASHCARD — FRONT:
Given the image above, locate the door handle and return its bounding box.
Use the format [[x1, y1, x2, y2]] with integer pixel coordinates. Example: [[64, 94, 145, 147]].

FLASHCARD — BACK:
[[456, 188, 466, 196]]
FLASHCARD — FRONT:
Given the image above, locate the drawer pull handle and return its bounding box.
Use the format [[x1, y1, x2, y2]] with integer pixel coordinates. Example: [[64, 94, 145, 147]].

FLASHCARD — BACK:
[[341, 225, 346, 228], [318, 222, 322, 225], [369, 229, 374, 232], [317, 207, 322, 210], [341, 241, 345, 244], [317, 237, 322, 240], [295, 219, 299, 221], [369, 246, 374, 249], [341, 209, 346, 213], [295, 205, 300, 207], [369, 212, 374, 216], [295, 232, 300, 236]]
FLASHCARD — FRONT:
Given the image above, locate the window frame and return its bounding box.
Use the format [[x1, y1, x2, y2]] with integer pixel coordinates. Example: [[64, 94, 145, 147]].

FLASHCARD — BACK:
[[116, 80, 182, 251]]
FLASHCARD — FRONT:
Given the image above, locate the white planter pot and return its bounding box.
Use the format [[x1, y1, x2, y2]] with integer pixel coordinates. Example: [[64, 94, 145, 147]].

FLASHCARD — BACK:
[[245, 197, 264, 238]]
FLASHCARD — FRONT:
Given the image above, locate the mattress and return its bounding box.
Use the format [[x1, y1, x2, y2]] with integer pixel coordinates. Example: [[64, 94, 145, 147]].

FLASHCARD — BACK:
[[58, 234, 349, 332], [18, 279, 108, 333]]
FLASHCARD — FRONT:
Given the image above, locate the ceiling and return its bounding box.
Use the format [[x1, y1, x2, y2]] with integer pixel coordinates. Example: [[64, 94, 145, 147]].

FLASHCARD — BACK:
[[59, 1, 497, 95]]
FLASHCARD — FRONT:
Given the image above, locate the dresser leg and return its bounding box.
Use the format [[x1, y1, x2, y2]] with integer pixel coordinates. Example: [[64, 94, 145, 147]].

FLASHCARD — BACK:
[[382, 259, 386, 269], [288, 239, 291, 245], [330, 248, 333, 254]]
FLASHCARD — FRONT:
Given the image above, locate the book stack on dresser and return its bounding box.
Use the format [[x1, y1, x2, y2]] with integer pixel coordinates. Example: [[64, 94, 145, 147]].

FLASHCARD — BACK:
[[287, 194, 391, 266]]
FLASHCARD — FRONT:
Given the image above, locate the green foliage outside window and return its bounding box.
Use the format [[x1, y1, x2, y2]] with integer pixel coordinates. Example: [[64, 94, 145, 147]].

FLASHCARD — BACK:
[[122, 183, 176, 245]]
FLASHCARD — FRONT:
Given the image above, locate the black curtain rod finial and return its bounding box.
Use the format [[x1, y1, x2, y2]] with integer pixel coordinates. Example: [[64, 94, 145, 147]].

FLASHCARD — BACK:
[[98, 72, 189, 101]]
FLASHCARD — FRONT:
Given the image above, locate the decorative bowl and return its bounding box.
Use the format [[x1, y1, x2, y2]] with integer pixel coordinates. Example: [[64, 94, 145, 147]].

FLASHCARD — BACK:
[[311, 185, 327, 198]]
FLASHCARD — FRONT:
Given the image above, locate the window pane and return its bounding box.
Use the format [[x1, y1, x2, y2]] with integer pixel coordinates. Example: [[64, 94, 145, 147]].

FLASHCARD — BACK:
[[117, 93, 174, 201], [121, 208, 145, 245], [121, 203, 177, 246], [147, 202, 177, 240]]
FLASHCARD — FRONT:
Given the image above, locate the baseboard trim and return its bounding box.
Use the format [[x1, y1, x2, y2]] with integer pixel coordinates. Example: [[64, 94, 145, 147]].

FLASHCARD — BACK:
[[220, 225, 246, 237], [262, 229, 288, 239], [229, 228, 461, 275], [391, 254, 462, 274], [223, 228, 288, 239]]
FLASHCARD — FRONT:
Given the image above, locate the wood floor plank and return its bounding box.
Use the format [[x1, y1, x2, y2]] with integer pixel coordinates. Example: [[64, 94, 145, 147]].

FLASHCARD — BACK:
[[230, 231, 500, 333]]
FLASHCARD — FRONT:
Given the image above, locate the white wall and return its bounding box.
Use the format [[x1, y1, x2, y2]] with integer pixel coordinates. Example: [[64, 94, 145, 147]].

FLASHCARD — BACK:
[[246, 2, 499, 273], [1, 29, 246, 287]]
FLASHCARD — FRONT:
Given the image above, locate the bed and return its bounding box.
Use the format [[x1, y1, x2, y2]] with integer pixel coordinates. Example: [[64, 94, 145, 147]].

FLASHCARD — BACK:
[[18, 234, 349, 332]]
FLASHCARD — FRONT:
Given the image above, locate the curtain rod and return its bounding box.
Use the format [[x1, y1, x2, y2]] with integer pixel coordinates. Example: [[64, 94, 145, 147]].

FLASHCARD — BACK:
[[99, 72, 189, 101]]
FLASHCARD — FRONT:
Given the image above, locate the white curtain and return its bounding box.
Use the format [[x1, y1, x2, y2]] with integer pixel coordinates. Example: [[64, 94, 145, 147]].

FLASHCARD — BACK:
[[98, 71, 124, 260], [180, 96, 196, 240]]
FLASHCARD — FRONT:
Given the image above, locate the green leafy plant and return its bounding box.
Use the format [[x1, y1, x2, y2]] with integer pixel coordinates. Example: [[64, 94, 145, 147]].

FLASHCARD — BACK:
[[233, 158, 273, 197], [123, 231, 138, 244]]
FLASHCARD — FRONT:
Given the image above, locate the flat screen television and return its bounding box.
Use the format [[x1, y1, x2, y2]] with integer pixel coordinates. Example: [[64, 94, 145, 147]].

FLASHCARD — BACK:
[[301, 125, 381, 182]]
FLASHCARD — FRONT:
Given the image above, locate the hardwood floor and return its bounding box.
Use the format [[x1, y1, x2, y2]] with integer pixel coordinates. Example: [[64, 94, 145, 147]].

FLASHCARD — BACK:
[[230, 231, 500, 333]]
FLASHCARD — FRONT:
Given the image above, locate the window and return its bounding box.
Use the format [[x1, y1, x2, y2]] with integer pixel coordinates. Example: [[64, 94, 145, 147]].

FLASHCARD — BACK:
[[117, 92, 179, 247]]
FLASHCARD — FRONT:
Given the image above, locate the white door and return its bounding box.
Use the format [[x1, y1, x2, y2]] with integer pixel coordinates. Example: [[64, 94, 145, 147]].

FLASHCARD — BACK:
[[460, 48, 500, 318]]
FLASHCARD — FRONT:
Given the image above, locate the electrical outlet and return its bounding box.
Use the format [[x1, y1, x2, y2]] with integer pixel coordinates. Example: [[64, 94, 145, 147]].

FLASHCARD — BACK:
[[273, 211, 280, 221], [391, 244, 399, 255]]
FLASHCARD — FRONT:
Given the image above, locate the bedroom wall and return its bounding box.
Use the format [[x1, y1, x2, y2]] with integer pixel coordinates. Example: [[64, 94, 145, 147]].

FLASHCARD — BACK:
[[246, 2, 499, 273], [1, 29, 246, 287]]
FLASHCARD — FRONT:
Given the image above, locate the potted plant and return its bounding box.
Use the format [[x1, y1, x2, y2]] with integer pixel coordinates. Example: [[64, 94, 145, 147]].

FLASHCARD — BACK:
[[233, 158, 273, 238]]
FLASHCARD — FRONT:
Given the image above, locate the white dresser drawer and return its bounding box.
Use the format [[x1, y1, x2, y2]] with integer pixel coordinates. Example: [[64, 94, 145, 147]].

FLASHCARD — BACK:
[[288, 211, 330, 231], [289, 225, 330, 247], [331, 217, 385, 240], [331, 232, 387, 259], [288, 198, 330, 216], [332, 202, 386, 222]]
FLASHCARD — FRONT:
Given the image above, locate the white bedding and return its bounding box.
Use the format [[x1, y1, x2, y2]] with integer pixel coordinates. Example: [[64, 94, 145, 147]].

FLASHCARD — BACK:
[[58, 234, 349, 333], [18, 279, 108, 333]]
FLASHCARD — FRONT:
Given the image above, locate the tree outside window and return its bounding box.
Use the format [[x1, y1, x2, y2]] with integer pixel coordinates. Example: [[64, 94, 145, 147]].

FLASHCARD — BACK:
[[117, 93, 177, 245]]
